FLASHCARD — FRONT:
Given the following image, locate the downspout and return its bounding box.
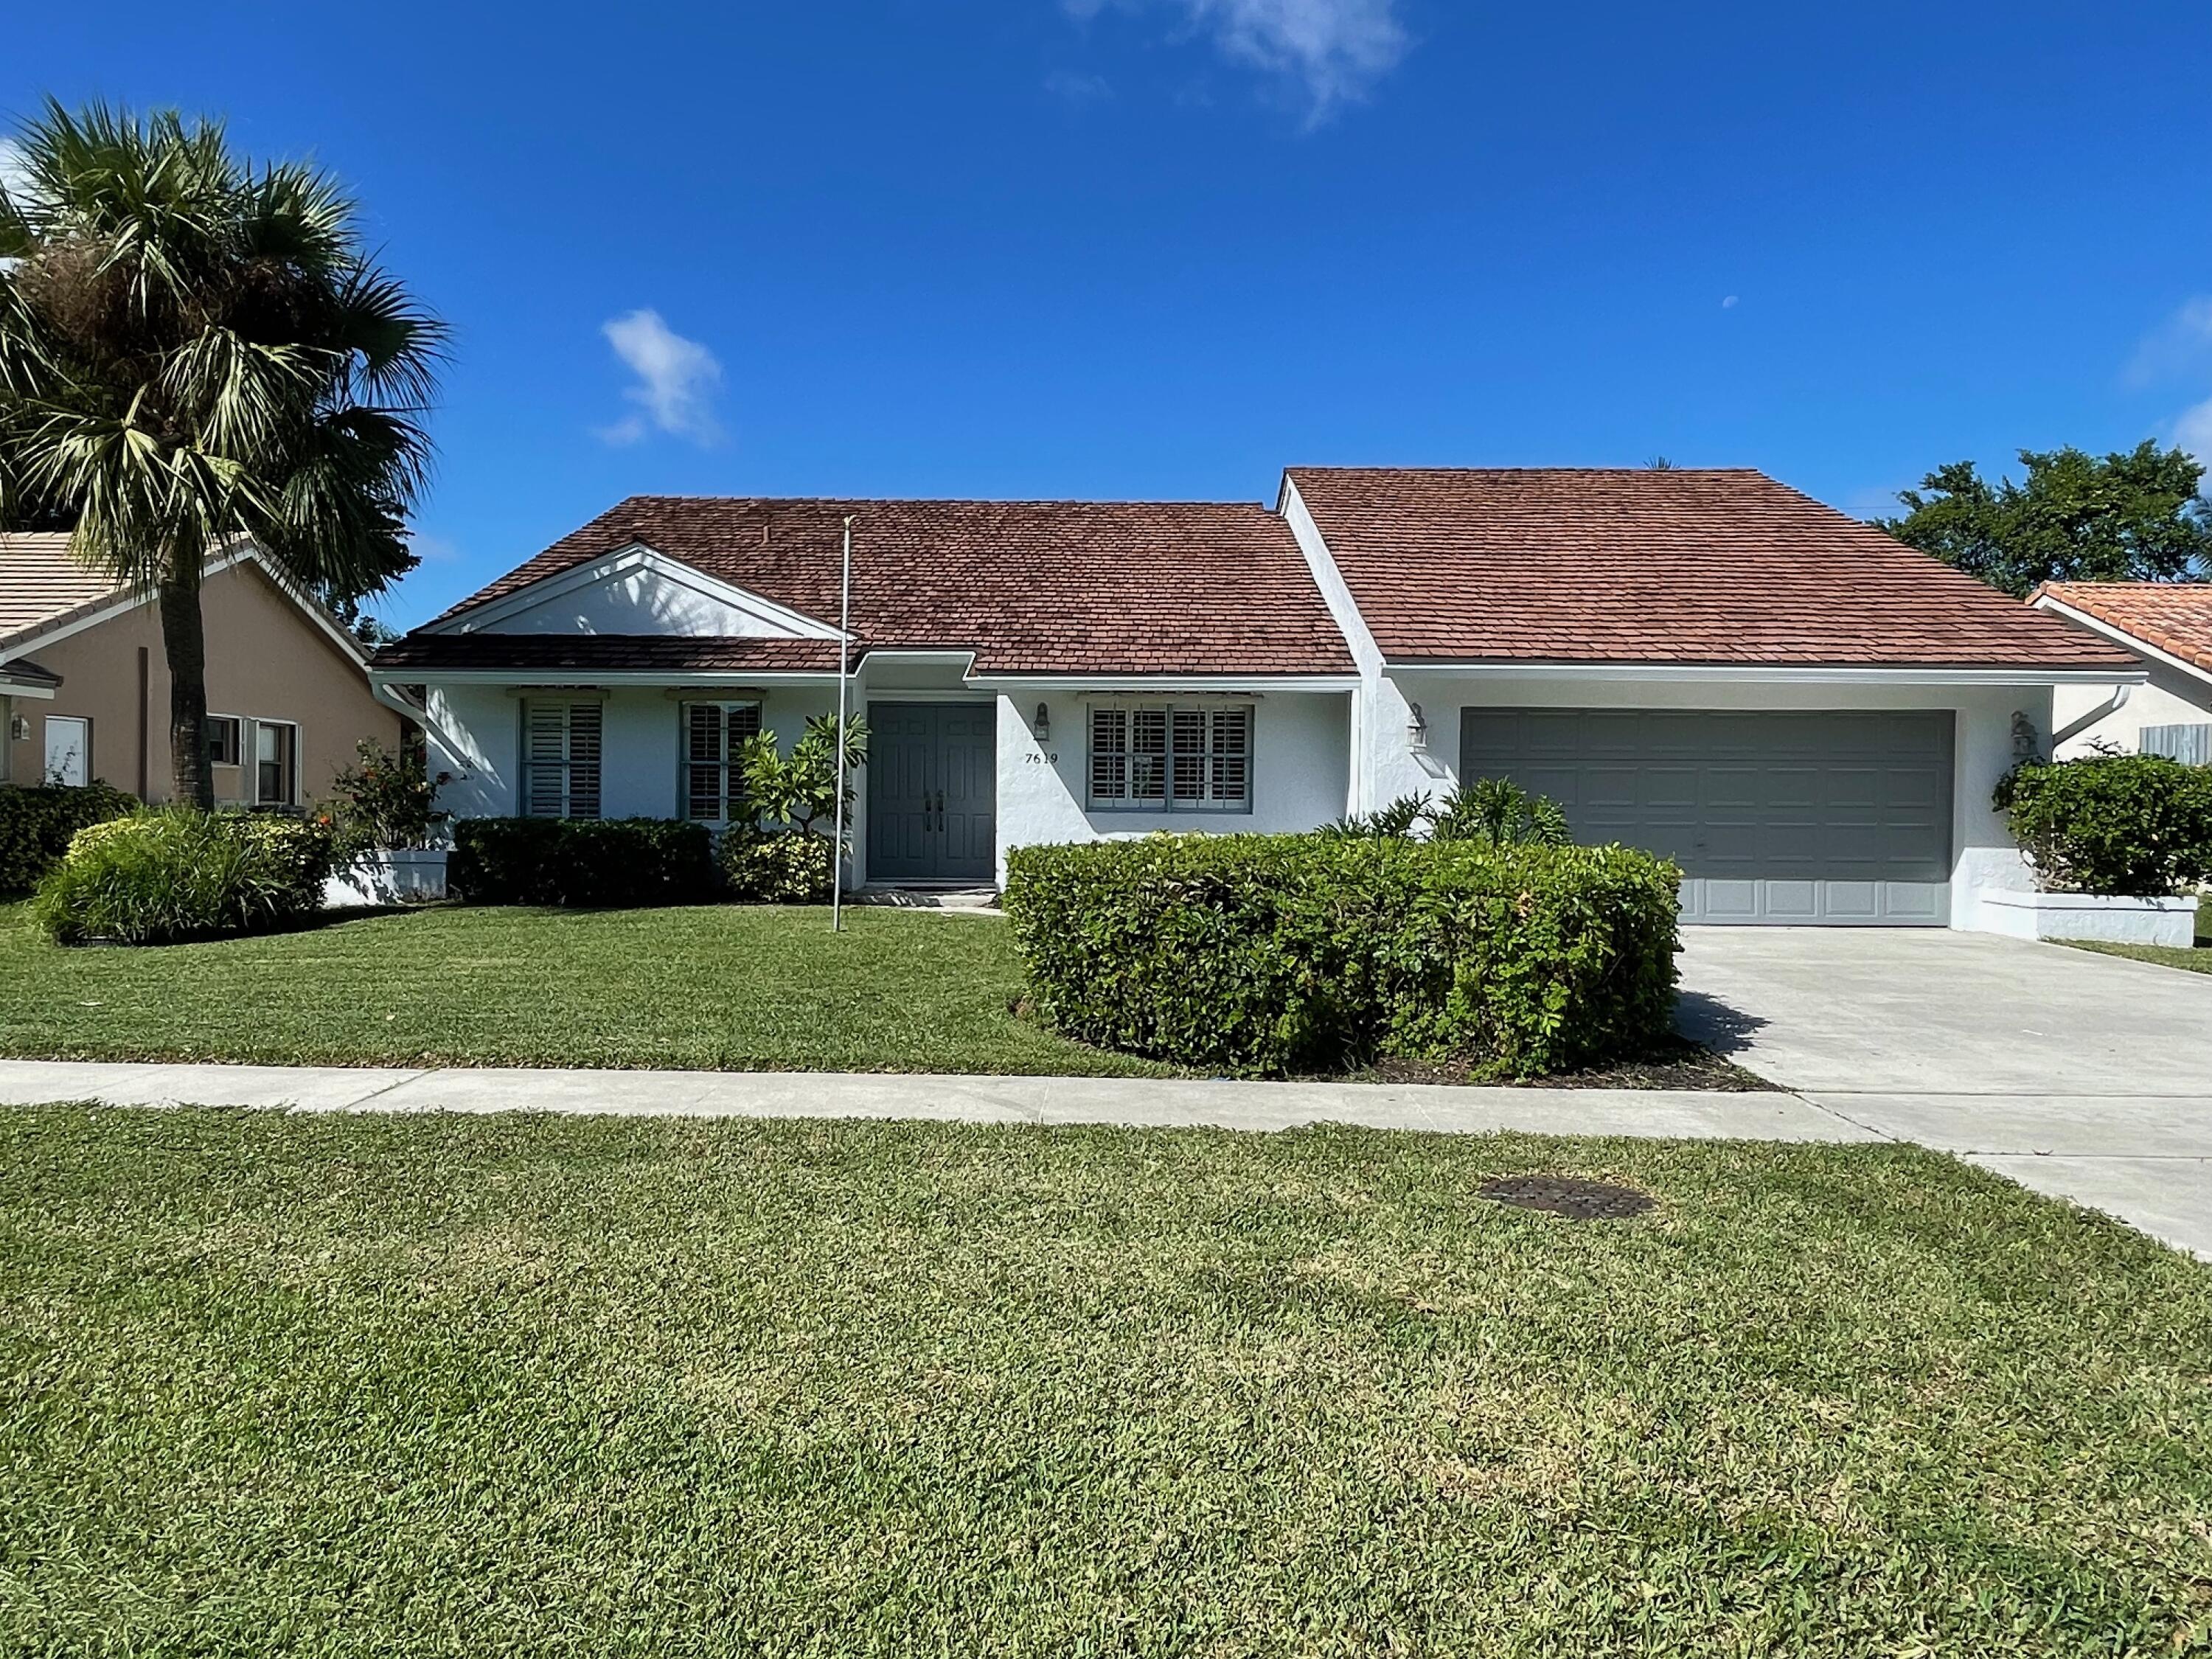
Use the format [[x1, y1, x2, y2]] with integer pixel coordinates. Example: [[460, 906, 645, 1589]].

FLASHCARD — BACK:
[[2052, 682, 2132, 750]]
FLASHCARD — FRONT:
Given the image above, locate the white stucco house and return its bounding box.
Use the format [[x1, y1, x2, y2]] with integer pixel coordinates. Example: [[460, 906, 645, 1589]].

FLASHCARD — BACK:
[[2032, 582, 2212, 763], [371, 467, 2140, 931]]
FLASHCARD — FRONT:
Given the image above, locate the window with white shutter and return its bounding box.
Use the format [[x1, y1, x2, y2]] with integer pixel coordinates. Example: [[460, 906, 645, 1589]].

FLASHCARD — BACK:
[[1088, 703, 1253, 813], [523, 700, 602, 819], [682, 701, 763, 823], [2142, 723, 2212, 765]]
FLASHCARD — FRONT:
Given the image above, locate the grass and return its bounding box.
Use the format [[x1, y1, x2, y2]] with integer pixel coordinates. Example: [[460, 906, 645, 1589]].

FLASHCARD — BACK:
[[1, 1108, 2208, 1656], [2064, 902, 2212, 975], [0, 900, 1170, 1075]]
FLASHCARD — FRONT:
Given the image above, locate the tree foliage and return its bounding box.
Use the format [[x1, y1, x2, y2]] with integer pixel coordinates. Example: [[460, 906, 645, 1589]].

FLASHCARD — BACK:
[[737, 715, 869, 843], [0, 100, 442, 804], [1874, 442, 2212, 597]]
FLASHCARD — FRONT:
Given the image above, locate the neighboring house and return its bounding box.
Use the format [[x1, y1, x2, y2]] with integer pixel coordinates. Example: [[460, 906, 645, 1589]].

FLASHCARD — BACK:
[[0, 534, 400, 803], [372, 468, 2137, 931], [2031, 582, 2212, 763]]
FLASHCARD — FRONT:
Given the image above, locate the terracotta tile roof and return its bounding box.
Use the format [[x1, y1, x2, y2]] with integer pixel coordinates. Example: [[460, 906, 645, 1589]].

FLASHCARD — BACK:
[[0, 534, 122, 655], [2032, 581, 2212, 673], [1287, 466, 2137, 670], [373, 634, 844, 674], [399, 497, 1356, 677]]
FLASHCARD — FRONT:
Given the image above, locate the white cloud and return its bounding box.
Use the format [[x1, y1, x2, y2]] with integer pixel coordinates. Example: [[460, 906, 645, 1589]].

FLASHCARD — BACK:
[[2174, 395, 2212, 465], [1067, 0, 1410, 123], [2126, 295, 2212, 388], [597, 309, 723, 446], [1046, 69, 1115, 103], [0, 138, 29, 206]]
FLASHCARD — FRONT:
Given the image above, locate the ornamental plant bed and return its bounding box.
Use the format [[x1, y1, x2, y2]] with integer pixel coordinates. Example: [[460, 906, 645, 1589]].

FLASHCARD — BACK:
[[1004, 833, 1682, 1081]]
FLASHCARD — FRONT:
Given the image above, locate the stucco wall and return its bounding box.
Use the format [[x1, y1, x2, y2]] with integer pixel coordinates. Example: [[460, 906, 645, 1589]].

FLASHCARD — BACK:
[[424, 683, 840, 821], [1363, 669, 2047, 930], [4, 560, 396, 802], [992, 690, 1352, 882], [2053, 663, 2212, 758]]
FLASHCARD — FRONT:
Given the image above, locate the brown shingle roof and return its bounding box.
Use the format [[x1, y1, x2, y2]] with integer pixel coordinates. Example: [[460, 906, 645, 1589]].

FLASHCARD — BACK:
[[2033, 581, 2212, 674], [373, 634, 844, 674], [0, 533, 121, 654], [1287, 466, 2136, 669], [399, 496, 1356, 678]]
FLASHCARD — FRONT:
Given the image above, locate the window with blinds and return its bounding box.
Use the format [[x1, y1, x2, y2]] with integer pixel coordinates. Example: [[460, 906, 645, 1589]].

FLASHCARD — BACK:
[[1088, 703, 1253, 812], [523, 700, 602, 819], [2141, 723, 2212, 765], [683, 701, 763, 823]]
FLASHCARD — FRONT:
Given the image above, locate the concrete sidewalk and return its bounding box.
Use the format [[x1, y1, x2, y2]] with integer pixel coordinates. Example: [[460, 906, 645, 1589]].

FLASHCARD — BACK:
[[0, 1059, 1865, 1139], [4, 1057, 2205, 1261]]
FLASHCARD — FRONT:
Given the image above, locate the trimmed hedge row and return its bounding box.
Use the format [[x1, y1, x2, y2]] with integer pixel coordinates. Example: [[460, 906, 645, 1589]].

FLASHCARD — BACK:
[[35, 810, 334, 945], [449, 818, 720, 908], [1994, 754, 2212, 897], [0, 782, 138, 894], [1004, 833, 1681, 1080]]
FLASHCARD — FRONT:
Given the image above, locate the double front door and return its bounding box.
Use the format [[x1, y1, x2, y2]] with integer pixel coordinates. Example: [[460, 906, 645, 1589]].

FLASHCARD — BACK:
[[866, 703, 995, 883]]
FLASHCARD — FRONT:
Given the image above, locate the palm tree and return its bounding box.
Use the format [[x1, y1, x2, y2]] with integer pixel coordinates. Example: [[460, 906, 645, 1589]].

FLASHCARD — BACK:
[[0, 100, 442, 806]]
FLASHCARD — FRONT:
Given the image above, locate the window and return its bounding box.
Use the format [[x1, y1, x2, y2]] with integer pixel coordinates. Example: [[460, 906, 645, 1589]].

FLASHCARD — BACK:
[[206, 714, 242, 767], [523, 700, 602, 819], [43, 715, 90, 787], [1088, 703, 1252, 812], [682, 701, 762, 823], [2142, 723, 2212, 765], [252, 720, 298, 806]]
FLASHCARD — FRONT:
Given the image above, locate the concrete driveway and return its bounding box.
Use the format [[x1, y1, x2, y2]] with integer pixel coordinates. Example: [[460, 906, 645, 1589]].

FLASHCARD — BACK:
[[1677, 927, 2212, 1258]]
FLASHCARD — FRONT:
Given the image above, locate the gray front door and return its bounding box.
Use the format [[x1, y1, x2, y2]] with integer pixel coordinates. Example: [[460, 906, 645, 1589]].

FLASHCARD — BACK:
[[1460, 709, 1955, 925], [866, 703, 996, 883]]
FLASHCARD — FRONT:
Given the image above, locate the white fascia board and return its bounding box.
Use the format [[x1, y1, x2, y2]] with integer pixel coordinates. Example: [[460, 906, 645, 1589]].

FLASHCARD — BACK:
[[428, 543, 846, 641], [969, 673, 1363, 692], [1381, 660, 2148, 686], [0, 542, 259, 661], [370, 668, 842, 688], [2030, 596, 2212, 692]]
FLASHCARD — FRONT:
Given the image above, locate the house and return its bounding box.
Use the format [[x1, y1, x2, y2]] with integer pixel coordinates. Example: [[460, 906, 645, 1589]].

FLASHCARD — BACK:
[[0, 535, 401, 803], [372, 468, 2138, 931], [2030, 582, 2212, 763]]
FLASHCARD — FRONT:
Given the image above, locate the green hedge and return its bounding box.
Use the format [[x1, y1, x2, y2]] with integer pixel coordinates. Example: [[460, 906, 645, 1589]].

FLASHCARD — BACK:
[[34, 810, 333, 945], [720, 827, 835, 903], [1994, 754, 2212, 897], [1003, 833, 1681, 1079], [0, 782, 138, 894], [449, 818, 719, 908]]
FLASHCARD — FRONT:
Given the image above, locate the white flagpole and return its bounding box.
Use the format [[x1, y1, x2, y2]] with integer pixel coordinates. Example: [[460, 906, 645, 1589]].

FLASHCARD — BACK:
[[831, 514, 854, 933]]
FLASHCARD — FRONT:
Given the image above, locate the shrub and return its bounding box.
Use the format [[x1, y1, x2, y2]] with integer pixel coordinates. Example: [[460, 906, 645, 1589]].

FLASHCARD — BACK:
[[318, 739, 451, 855], [33, 810, 333, 945], [1004, 832, 1680, 1080], [449, 818, 718, 908], [0, 782, 138, 893], [1994, 754, 2212, 897], [720, 827, 835, 903], [1320, 780, 1571, 848]]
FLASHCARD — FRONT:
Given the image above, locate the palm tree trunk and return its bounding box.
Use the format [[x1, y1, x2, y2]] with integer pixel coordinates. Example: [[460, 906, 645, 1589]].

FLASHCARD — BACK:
[[156, 573, 214, 808]]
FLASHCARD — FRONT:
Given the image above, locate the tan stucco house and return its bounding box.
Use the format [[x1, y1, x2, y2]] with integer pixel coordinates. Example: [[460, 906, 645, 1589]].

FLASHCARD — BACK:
[[0, 534, 400, 803]]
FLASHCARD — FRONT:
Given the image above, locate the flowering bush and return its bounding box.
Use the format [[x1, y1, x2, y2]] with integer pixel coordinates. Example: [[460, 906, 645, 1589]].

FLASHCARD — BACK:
[[320, 739, 451, 855]]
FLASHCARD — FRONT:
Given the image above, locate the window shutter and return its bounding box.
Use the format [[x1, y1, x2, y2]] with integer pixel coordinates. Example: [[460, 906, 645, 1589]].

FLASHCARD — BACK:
[[1130, 709, 1168, 802], [1091, 707, 1127, 801], [1169, 709, 1206, 803], [1210, 707, 1251, 803], [566, 703, 601, 819]]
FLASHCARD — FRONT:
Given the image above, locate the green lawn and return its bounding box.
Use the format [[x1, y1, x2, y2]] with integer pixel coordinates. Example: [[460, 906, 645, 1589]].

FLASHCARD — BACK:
[[1, 1109, 2207, 1656], [0, 900, 1169, 1075], [2065, 902, 2212, 975]]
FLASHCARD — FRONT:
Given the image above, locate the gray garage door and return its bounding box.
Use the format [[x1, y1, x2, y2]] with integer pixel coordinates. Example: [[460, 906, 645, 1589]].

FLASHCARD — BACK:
[[1460, 709, 1956, 925]]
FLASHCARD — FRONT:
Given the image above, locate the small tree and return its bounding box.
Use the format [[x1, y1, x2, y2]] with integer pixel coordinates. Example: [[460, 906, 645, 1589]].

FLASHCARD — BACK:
[[737, 715, 868, 844], [316, 738, 451, 855]]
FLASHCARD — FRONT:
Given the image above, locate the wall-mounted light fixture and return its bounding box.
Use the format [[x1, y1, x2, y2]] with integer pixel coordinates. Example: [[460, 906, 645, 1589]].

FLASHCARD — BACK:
[[1406, 701, 1428, 753], [7, 714, 27, 742], [1033, 702, 1051, 743]]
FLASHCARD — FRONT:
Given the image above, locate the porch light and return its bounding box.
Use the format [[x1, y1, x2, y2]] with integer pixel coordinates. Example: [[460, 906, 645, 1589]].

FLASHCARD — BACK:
[[1034, 702, 1051, 742], [7, 714, 25, 742], [1406, 701, 1428, 752]]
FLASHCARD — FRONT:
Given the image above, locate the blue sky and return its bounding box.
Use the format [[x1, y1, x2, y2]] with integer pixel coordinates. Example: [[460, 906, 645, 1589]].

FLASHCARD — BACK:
[[7, 1, 2211, 627]]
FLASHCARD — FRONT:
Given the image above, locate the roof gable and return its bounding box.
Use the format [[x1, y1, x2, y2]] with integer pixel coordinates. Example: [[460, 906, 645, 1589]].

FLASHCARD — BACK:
[[434, 543, 844, 641], [1284, 466, 2137, 672]]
